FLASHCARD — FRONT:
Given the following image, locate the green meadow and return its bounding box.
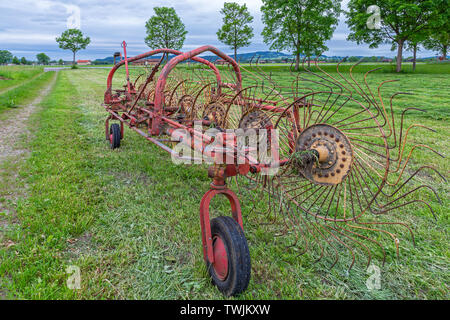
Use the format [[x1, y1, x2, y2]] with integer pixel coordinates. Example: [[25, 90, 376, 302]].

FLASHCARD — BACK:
[[0, 65, 448, 299]]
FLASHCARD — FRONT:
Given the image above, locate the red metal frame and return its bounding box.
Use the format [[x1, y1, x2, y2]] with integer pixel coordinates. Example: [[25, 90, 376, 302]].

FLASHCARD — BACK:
[[103, 42, 292, 268], [152, 45, 243, 135], [199, 184, 243, 264], [104, 47, 223, 105]]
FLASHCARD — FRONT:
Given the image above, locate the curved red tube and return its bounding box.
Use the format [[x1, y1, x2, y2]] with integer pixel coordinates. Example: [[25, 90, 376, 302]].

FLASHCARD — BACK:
[[104, 48, 223, 103], [152, 45, 243, 134]]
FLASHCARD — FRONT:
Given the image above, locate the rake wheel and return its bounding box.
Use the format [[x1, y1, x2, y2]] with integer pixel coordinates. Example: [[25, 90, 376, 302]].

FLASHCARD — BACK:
[[227, 58, 445, 270], [103, 44, 445, 294], [202, 101, 228, 129]]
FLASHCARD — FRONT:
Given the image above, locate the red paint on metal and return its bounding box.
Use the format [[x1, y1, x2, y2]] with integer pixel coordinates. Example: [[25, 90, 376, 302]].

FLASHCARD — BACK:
[[122, 41, 131, 95], [151, 46, 242, 135], [104, 49, 222, 105], [212, 236, 228, 280], [199, 187, 243, 263]]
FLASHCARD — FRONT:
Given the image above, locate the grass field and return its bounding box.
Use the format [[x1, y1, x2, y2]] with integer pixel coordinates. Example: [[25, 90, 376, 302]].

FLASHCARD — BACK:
[[0, 72, 55, 115], [0, 65, 448, 300], [0, 66, 43, 93], [238, 61, 450, 74]]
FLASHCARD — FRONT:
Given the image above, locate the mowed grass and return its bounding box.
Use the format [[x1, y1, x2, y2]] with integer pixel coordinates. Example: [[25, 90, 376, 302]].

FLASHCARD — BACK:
[[200, 60, 450, 75], [0, 66, 448, 299]]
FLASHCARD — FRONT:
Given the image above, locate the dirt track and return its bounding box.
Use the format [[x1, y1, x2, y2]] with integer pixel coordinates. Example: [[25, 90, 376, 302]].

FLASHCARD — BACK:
[[0, 72, 57, 162], [0, 71, 57, 246], [0, 71, 58, 299]]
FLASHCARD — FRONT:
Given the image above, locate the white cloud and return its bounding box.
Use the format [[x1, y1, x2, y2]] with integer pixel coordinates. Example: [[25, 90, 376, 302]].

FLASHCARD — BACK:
[[0, 31, 57, 44]]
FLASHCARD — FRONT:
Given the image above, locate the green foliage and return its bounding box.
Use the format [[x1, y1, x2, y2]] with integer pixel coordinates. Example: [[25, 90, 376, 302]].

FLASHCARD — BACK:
[[144, 7, 187, 50], [217, 2, 254, 61], [0, 50, 13, 65], [12, 56, 20, 65], [421, 4, 449, 59], [56, 29, 91, 64], [346, 0, 446, 72], [423, 31, 449, 58], [20, 57, 27, 65], [261, 0, 341, 69], [36, 53, 50, 65]]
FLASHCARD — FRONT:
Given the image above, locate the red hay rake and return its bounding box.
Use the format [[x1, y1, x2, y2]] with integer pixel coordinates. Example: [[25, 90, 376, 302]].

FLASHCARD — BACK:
[[103, 41, 445, 296]]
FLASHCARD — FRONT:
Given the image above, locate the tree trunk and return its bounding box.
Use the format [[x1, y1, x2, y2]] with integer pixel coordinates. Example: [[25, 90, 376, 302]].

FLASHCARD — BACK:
[[396, 40, 404, 73], [73, 51, 76, 65], [295, 52, 300, 71], [443, 45, 448, 60], [308, 57, 311, 68], [234, 47, 237, 63], [412, 44, 417, 72], [165, 42, 169, 62]]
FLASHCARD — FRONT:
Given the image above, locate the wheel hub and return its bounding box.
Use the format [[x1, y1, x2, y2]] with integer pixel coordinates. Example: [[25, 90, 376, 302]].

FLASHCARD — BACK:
[[202, 102, 227, 128], [239, 110, 272, 130], [296, 124, 353, 185], [212, 235, 229, 281]]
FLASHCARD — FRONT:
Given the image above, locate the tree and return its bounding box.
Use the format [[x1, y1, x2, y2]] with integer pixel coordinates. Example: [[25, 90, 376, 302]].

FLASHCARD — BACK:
[[217, 2, 254, 62], [346, 0, 445, 73], [58, 59, 64, 65], [36, 53, 50, 65], [0, 50, 13, 65], [145, 7, 187, 51], [424, 3, 450, 60], [20, 57, 27, 65], [261, 0, 341, 71], [12, 56, 20, 65], [405, 31, 425, 72], [423, 31, 449, 60], [56, 29, 91, 65], [422, 3, 449, 61]]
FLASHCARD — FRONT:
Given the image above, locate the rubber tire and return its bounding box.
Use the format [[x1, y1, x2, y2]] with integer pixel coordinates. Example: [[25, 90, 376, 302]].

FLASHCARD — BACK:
[[110, 123, 121, 149], [207, 216, 251, 297]]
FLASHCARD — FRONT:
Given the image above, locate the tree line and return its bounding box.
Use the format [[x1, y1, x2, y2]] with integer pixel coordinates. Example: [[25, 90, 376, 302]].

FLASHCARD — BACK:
[[144, 0, 449, 72], [0, 51, 56, 66], [1, 1, 448, 72]]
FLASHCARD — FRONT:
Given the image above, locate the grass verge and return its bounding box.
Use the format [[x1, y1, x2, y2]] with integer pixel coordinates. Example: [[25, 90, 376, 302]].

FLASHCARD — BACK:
[[0, 66, 43, 92], [0, 72, 55, 115]]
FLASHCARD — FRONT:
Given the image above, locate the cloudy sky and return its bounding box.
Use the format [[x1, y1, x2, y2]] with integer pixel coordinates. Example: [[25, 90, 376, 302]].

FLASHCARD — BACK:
[[0, 0, 437, 61]]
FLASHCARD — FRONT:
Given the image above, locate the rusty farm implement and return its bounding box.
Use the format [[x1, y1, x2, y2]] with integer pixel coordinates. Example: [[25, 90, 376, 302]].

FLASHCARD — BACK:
[[102, 41, 445, 296]]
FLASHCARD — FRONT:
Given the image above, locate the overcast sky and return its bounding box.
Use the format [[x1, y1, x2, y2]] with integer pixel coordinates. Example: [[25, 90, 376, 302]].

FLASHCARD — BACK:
[[0, 0, 437, 61]]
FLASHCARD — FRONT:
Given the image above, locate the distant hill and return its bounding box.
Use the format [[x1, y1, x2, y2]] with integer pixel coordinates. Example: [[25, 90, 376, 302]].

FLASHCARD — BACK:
[[93, 51, 295, 65], [92, 51, 445, 65], [204, 51, 294, 62]]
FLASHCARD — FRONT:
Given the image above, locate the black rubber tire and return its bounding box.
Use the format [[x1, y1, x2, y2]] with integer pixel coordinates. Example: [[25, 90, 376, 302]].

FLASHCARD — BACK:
[[207, 216, 251, 297], [110, 123, 121, 149]]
